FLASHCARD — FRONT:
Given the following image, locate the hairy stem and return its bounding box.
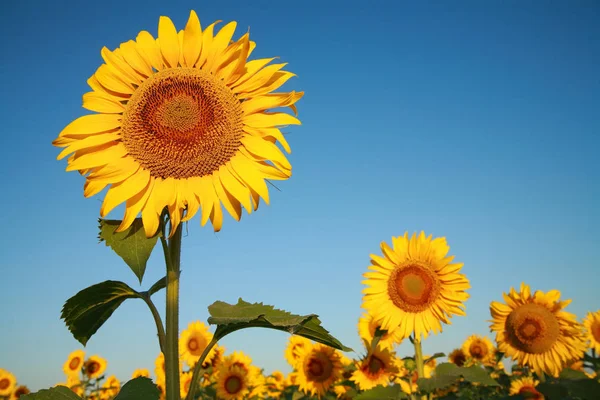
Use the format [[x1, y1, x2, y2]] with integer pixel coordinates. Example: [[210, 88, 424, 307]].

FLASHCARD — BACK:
[[141, 293, 166, 354]]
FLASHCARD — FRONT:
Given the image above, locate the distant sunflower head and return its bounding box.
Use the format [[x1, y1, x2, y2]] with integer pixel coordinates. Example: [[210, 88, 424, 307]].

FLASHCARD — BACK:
[[0, 369, 16, 397], [131, 368, 150, 379], [179, 321, 216, 368], [361, 232, 470, 340], [180, 371, 193, 399], [358, 313, 403, 350], [224, 351, 254, 374], [448, 348, 467, 367], [350, 346, 399, 391], [583, 309, 600, 353], [63, 350, 86, 377], [490, 283, 587, 377], [12, 385, 31, 399], [202, 344, 226, 369], [53, 10, 303, 237], [462, 335, 496, 365], [215, 364, 250, 400], [509, 376, 544, 399], [101, 375, 120, 399], [296, 343, 343, 398], [83, 355, 107, 380], [284, 336, 312, 368]]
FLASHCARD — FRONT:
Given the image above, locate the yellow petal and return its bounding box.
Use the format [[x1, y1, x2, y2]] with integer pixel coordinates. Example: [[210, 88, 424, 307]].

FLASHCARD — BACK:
[[244, 112, 301, 129], [57, 114, 121, 139], [231, 57, 276, 87], [243, 126, 291, 154], [209, 196, 224, 232], [152, 177, 177, 218], [141, 185, 161, 238], [120, 40, 153, 77], [219, 164, 252, 213], [196, 176, 216, 226], [167, 180, 184, 237], [66, 143, 127, 171], [183, 10, 203, 68], [241, 91, 303, 115], [117, 177, 155, 233], [100, 167, 150, 217], [232, 63, 287, 94], [87, 75, 128, 100], [87, 156, 140, 185], [204, 21, 237, 73], [241, 136, 291, 171], [245, 72, 296, 97], [158, 16, 180, 68], [213, 172, 242, 221], [180, 178, 201, 222], [197, 21, 219, 69], [84, 178, 109, 198], [230, 155, 269, 205], [217, 33, 250, 81], [82, 92, 125, 114], [136, 31, 164, 71], [95, 64, 134, 95], [57, 132, 121, 160], [101, 47, 142, 85]]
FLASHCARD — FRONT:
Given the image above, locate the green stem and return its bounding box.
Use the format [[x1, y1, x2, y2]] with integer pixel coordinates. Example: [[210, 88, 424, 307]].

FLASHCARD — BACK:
[[185, 338, 218, 400], [141, 293, 166, 354], [414, 337, 427, 400], [164, 220, 183, 400], [538, 371, 546, 383]]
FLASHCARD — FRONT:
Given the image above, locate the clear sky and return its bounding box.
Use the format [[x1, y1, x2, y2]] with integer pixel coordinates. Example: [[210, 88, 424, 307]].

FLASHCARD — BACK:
[[1, 0, 598, 392]]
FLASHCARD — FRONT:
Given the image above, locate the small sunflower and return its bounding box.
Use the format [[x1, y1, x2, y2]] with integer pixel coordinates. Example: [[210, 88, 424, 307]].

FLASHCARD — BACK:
[[53, 10, 303, 237], [296, 343, 343, 398], [215, 364, 251, 400], [180, 371, 193, 399], [362, 232, 470, 340], [179, 321, 216, 368], [350, 346, 399, 390], [509, 376, 544, 399], [265, 371, 285, 397], [11, 385, 30, 399], [462, 335, 496, 365], [583, 310, 600, 353], [202, 344, 226, 369], [83, 355, 107, 380], [100, 375, 120, 399], [0, 370, 16, 397], [66, 376, 84, 397], [248, 366, 268, 398], [358, 312, 403, 350], [285, 336, 312, 368], [131, 368, 150, 379], [225, 351, 254, 374], [154, 352, 183, 385], [448, 348, 467, 367], [490, 283, 587, 377], [63, 350, 86, 377]]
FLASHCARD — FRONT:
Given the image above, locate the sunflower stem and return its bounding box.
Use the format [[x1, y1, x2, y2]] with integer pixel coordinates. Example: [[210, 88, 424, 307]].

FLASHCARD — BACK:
[[165, 219, 183, 400], [185, 337, 218, 400], [413, 337, 427, 400]]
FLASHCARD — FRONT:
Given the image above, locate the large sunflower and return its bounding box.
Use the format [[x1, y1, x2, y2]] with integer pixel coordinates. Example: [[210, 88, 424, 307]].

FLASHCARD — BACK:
[[461, 335, 496, 366], [295, 343, 343, 398], [83, 355, 107, 380], [63, 350, 86, 377], [490, 283, 587, 377], [0, 369, 16, 397], [583, 309, 600, 353], [53, 10, 303, 237], [361, 232, 470, 340], [179, 321, 216, 368], [350, 346, 399, 390], [358, 312, 403, 350]]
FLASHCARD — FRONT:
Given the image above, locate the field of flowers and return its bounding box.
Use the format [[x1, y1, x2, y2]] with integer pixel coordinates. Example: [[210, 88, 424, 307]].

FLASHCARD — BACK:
[[2, 6, 599, 400]]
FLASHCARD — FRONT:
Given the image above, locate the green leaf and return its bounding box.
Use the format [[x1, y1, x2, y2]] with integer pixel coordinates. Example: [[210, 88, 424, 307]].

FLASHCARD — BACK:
[[113, 377, 160, 400], [147, 276, 166, 296], [21, 386, 83, 400], [207, 298, 352, 351], [559, 368, 589, 380], [98, 218, 160, 284], [459, 365, 500, 386], [536, 382, 569, 400], [354, 384, 408, 399], [416, 375, 459, 394], [417, 363, 499, 393], [61, 280, 140, 346]]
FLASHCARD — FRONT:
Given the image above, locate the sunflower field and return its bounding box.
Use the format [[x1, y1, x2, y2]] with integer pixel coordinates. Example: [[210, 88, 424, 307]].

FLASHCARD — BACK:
[[2, 7, 599, 400]]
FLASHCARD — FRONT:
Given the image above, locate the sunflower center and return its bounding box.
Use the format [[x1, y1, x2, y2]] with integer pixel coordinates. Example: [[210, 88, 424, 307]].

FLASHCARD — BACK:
[[0, 379, 9, 390], [450, 350, 466, 367], [519, 385, 543, 399], [14, 386, 30, 397], [224, 375, 242, 394], [505, 303, 560, 354], [470, 342, 487, 359], [366, 356, 384, 375], [188, 338, 199, 351], [591, 321, 600, 343], [388, 262, 440, 313], [305, 355, 333, 383], [69, 357, 81, 370], [86, 361, 100, 375], [121, 68, 244, 179]]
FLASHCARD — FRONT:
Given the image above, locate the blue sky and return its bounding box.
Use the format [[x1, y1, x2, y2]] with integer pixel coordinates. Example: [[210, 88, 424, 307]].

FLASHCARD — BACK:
[[1, 0, 598, 391]]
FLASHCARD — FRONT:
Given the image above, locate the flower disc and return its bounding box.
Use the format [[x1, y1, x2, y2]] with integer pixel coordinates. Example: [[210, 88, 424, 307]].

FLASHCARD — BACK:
[[461, 335, 496, 365], [296, 344, 342, 397], [351, 346, 398, 391]]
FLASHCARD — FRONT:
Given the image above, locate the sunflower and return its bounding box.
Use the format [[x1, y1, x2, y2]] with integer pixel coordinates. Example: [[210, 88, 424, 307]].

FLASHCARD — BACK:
[[66, 376, 84, 397], [295, 343, 343, 398], [0, 370, 16, 397], [247, 366, 268, 398], [11, 385, 30, 399], [395, 363, 434, 395], [361, 232, 470, 340], [179, 321, 216, 367], [583, 310, 600, 353], [83, 355, 107, 380], [225, 351, 254, 374], [100, 375, 120, 399], [448, 348, 466, 367], [462, 335, 496, 365], [358, 312, 403, 350], [215, 364, 251, 400], [284, 336, 312, 368], [131, 368, 150, 379], [509, 376, 544, 399], [490, 283, 587, 377], [351, 346, 399, 390], [180, 371, 193, 399], [202, 343, 226, 369], [52, 10, 303, 237], [63, 350, 86, 377], [265, 371, 285, 397]]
